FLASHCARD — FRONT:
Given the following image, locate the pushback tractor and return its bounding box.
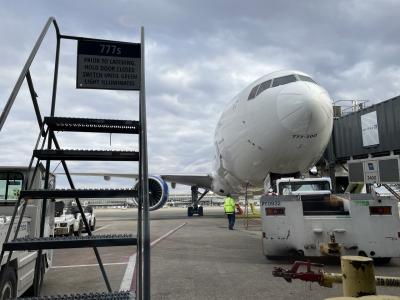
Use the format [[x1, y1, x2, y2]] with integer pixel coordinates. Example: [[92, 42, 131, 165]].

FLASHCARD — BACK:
[[261, 177, 400, 262]]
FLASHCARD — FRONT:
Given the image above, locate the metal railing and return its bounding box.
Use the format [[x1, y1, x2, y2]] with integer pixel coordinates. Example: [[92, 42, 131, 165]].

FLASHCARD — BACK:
[[0, 17, 60, 131], [0, 17, 114, 296], [0, 17, 150, 299]]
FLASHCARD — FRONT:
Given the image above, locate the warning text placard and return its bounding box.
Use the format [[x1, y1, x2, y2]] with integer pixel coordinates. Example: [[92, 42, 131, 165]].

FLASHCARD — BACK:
[[77, 40, 141, 90]]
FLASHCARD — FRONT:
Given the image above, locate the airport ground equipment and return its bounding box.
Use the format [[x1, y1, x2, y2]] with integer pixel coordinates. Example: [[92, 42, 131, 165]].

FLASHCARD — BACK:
[[347, 155, 400, 186], [0, 17, 148, 299], [0, 166, 54, 298], [236, 202, 261, 219], [273, 256, 400, 297], [53, 202, 94, 235], [54, 203, 83, 236], [261, 178, 400, 260]]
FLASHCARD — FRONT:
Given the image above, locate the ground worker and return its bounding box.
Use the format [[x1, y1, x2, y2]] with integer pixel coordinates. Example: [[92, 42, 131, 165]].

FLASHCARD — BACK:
[[224, 193, 236, 230]]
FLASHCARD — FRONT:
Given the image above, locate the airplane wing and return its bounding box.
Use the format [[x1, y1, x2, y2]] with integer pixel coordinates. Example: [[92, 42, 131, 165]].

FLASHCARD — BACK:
[[59, 172, 213, 190], [160, 174, 212, 190]]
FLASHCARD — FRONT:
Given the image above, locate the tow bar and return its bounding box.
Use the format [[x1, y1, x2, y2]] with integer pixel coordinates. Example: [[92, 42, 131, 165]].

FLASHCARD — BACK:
[[272, 261, 340, 287], [273, 256, 400, 297]]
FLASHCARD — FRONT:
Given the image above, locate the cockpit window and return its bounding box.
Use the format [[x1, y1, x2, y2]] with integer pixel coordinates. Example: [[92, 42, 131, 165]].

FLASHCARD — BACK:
[[271, 75, 297, 88], [297, 74, 318, 84], [256, 80, 272, 97], [248, 84, 260, 100]]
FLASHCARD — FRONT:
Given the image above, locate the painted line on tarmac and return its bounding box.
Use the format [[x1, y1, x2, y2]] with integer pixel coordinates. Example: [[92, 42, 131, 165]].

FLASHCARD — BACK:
[[51, 262, 128, 269], [148, 222, 186, 248], [81, 224, 112, 236], [119, 222, 187, 292], [97, 218, 136, 221], [93, 224, 112, 232], [120, 253, 136, 292]]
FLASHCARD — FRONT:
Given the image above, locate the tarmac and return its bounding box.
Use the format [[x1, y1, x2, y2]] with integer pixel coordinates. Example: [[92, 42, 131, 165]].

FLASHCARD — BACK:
[[40, 207, 400, 299]]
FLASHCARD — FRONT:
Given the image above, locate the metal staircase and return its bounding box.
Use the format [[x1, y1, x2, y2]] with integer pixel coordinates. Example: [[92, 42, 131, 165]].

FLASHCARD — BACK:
[[0, 17, 150, 299]]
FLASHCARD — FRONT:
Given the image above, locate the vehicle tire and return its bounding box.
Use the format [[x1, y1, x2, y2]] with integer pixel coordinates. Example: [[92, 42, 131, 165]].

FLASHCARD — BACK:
[[0, 266, 17, 300], [90, 218, 96, 231], [69, 225, 74, 236], [86, 221, 91, 232], [358, 251, 367, 257], [24, 255, 46, 297], [187, 207, 193, 217], [198, 206, 204, 216], [74, 220, 83, 236], [374, 257, 391, 265]]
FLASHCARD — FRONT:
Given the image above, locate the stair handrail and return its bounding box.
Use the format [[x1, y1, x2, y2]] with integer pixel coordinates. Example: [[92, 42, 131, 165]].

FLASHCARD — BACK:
[[0, 17, 60, 130]]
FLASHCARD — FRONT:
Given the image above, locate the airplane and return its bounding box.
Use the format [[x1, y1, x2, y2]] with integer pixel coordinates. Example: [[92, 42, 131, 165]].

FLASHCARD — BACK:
[[68, 70, 333, 216]]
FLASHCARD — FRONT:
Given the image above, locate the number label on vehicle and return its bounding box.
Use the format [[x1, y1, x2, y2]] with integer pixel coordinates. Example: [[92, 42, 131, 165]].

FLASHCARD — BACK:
[[265, 200, 281, 206], [354, 200, 370, 207]]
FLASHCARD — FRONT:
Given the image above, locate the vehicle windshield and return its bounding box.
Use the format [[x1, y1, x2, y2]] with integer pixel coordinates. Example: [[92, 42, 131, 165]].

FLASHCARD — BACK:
[[0, 172, 23, 200], [279, 181, 330, 195], [66, 206, 79, 215]]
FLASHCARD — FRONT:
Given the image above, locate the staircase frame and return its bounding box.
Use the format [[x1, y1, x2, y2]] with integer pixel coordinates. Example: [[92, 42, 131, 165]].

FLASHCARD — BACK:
[[0, 17, 150, 299]]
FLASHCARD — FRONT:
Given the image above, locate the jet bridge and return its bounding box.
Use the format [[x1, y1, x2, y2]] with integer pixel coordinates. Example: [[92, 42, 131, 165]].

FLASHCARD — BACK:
[[324, 94, 400, 190]]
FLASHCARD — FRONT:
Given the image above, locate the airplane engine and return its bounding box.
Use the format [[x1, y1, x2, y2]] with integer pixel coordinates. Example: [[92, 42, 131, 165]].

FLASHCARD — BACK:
[[134, 176, 169, 211]]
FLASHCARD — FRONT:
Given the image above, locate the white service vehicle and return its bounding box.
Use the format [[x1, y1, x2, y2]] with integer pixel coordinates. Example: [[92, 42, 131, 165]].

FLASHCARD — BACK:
[[0, 166, 54, 298], [261, 177, 400, 263], [54, 203, 95, 235], [54, 203, 83, 236]]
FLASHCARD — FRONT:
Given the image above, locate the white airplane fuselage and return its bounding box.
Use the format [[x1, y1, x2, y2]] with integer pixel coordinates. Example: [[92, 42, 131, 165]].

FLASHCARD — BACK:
[[211, 70, 333, 195], [61, 70, 334, 209]]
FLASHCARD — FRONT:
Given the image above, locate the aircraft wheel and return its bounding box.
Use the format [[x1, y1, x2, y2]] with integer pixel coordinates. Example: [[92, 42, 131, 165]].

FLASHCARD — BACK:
[[74, 220, 83, 236], [69, 225, 74, 236], [198, 206, 203, 216], [0, 266, 17, 300], [187, 207, 193, 217]]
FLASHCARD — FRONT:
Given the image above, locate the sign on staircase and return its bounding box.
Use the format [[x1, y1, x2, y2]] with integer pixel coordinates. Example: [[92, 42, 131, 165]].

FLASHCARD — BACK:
[[77, 39, 141, 90]]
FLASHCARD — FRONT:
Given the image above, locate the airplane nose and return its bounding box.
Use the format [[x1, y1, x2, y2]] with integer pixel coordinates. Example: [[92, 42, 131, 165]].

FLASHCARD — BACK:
[[276, 82, 332, 134]]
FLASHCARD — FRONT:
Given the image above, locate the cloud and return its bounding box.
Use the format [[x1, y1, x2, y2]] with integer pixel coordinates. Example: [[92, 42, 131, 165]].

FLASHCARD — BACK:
[[1, 0, 400, 192]]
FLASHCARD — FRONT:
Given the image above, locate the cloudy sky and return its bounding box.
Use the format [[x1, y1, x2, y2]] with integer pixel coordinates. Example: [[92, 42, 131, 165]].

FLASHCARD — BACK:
[[1, 0, 400, 191]]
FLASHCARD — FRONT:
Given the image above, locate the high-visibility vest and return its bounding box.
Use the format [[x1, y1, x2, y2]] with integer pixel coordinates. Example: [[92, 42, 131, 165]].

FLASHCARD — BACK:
[[224, 197, 235, 213]]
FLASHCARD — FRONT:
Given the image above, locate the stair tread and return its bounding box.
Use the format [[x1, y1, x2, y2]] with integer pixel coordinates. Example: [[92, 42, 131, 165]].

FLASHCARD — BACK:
[[18, 291, 134, 299], [44, 116, 139, 134], [33, 149, 139, 161], [20, 188, 137, 199], [4, 234, 137, 251]]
